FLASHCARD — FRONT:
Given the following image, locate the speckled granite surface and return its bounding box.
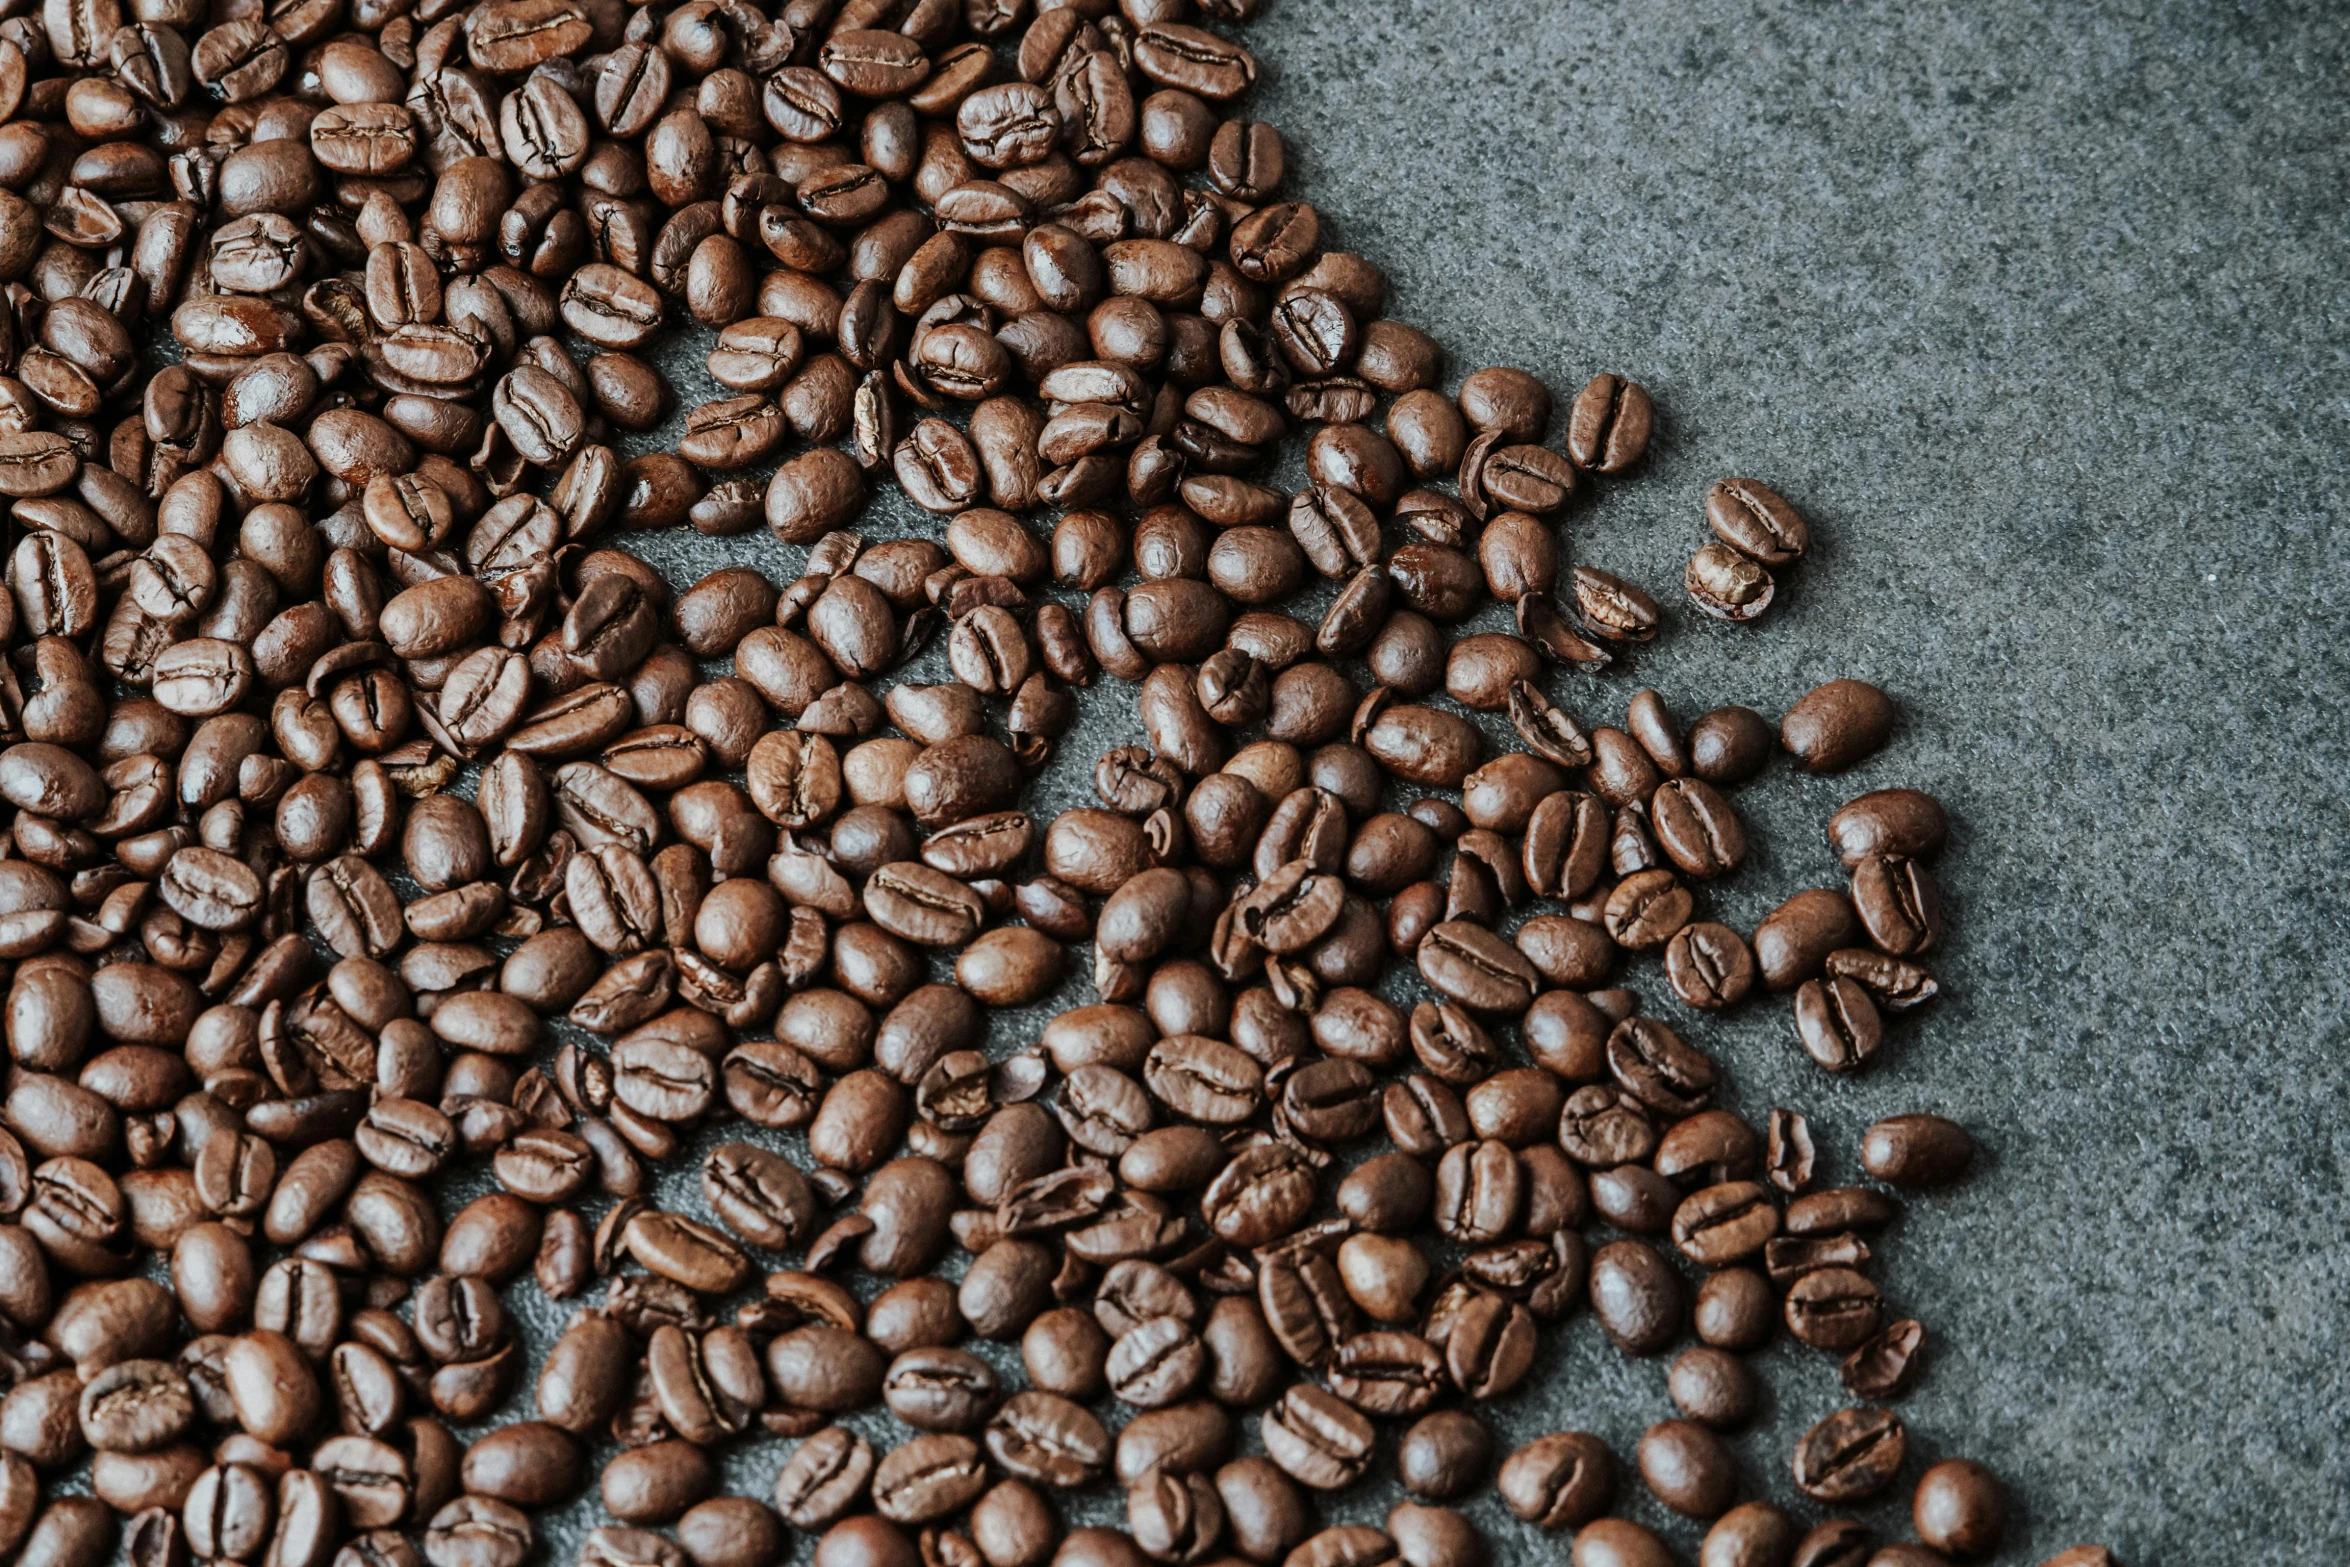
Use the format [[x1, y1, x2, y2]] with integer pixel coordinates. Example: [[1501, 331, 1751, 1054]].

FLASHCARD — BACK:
[[503, 3, 2350, 1564]]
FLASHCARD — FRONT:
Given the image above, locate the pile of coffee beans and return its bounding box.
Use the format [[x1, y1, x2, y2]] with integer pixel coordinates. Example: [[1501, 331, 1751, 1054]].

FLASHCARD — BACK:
[[0, 0, 2115, 1565]]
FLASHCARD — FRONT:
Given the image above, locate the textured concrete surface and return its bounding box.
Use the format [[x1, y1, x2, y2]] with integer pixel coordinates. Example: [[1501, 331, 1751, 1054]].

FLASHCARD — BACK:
[[504, 3, 2350, 1565]]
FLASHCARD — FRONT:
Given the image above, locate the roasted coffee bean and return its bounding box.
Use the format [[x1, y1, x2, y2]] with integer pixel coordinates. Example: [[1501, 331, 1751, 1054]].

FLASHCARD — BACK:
[[1260, 1384, 1373, 1490], [1841, 1318, 1926, 1401], [1789, 1520, 1876, 1567], [1791, 1408, 1906, 1503], [1588, 1240, 1682, 1355], [1794, 976, 1884, 1071], [1498, 1431, 1613, 1530], [1639, 1418, 1736, 1518], [1826, 788, 1948, 866], [1665, 922, 1756, 1010], [1754, 889, 1862, 992], [1781, 680, 1895, 772], [1568, 374, 1653, 472], [1706, 478, 1809, 565], [1699, 1503, 1799, 1567], [1860, 1114, 1976, 1187], [1851, 855, 1941, 956], [1686, 706, 1775, 784], [1787, 1187, 1904, 1236], [1395, 1410, 1490, 1501], [1911, 1459, 2005, 1559], [1686, 544, 1775, 622]]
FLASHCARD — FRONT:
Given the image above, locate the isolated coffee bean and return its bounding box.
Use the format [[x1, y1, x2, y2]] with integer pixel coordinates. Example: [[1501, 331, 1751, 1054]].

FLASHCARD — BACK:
[[1860, 1114, 1976, 1188], [1781, 680, 1895, 772]]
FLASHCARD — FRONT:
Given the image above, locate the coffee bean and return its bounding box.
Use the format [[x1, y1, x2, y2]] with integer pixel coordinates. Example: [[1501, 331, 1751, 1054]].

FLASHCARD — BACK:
[[1669, 1346, 1760, 1431], [1396, 1410, 1490, 1501], [1687, 705, 1775, 784], [1791, 1408, 1906, 1503], [1666, 922, 1756, 1010], [1842, 1318, 1926, 1401], [1784, 1268, 1883, 1351], [810, 1517, 913, 1567], [591, 1427, 709, 1525], [1416, 922, 1537, 1012], [1568, 375, 1653, 472], [1706, 478, 1809, 564], [1754, 889, 1862, 991], [1260, 1384, 1373, 1490], [1572, 1520, 1671, 1567], [1781, 679, 1896, 772], [1587, 1239, 1682, 1354], [1639, 1418, 1737, 1518], [675, 1499, 784, 1567], [1827, 788, 1949, 866], [1498, 1431, 1613, 1529], [1790, 1520, 1875, 1567], [1765, 1109, 1817, 1194], [1851, 855, 1941, 955], [1700, 1504, 1799, 1567], [1687, 544, 1777, 622], [77, 1360, 195, 1452], [1860, 1114, 1976, 1188], [1787, 1187, 1903, 1236]]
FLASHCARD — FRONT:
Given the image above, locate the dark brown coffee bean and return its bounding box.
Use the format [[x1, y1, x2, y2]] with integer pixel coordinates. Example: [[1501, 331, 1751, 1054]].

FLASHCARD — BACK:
[[1753, 889, 1861, 992], [1910, 1459, 2005, 1559], [1706, 478, 1809, 565], [1686, 706, 1774, 785], [1603, 869, 1693, 951], [1564, 374, 1652, 472], [1851, 855, 1941, 956], [1686, 544, 1776, 622], [1665, 923, 1756, 1011], [1781, 680, 1895, 772], [1860, 1114, 1975, 1188], [1794, 976, 1884, 1072], [1497, 1431, 1613, 1530], [1791, 1408, 1906, 1504], [1415, 922, 1536, 1012], [1587, 1240, 1681, 1355], [1638, 1418, 1736, 1518], [1841, 1318, 1926, 1402], [1260, 1384, 1372, 1491], [986, 1389, 1112, 1492], [1651, 779, 1745, 877], [1388, 1410, 1486, 1503], [1826, 789, 1948, 868], [1696, 1503, 1798, 1567]]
